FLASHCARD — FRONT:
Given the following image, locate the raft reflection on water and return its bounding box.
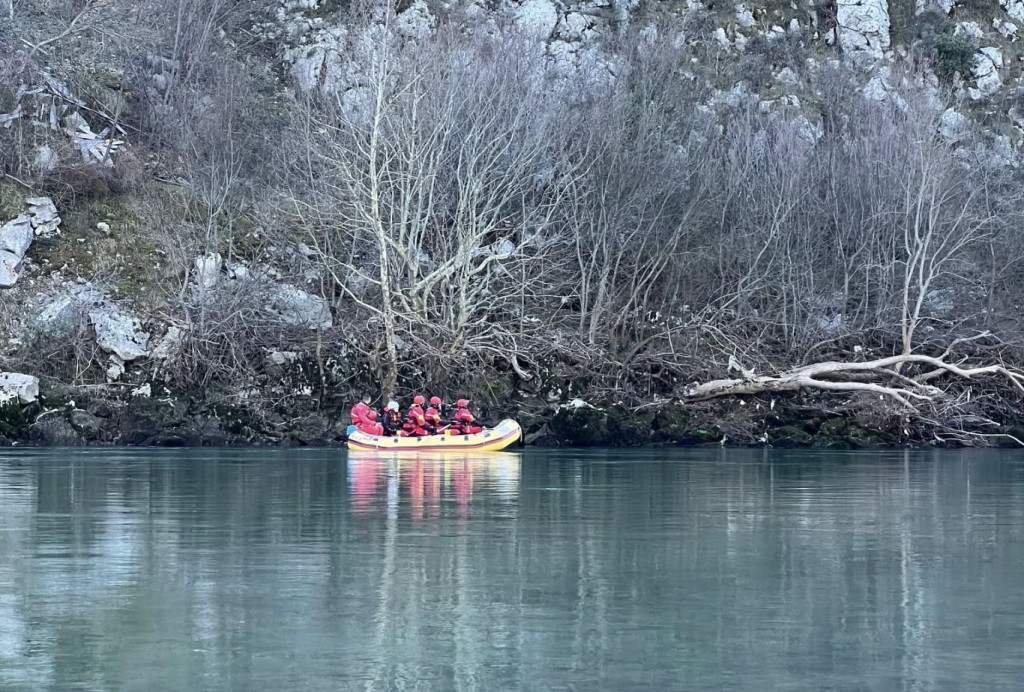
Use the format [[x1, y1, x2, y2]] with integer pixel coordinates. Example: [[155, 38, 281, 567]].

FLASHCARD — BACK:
[[346, 452, 521, 518]]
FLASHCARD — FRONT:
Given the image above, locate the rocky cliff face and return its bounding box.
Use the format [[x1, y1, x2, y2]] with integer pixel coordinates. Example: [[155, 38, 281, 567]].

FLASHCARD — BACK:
[[267, 0, 1024, 140]]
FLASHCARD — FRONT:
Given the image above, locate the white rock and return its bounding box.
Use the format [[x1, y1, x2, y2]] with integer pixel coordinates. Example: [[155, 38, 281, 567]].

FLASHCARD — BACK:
[[789, 18, 801, 33], [266, 284, 333, 329], [837, 0, 890, 67], [106, 357, 125, 381], [26, 197, 60, 237], [972, 69, 1002, 98], [227, 262, 249, 280], [979, 46, 1003, 69], [776, 67, 800, 85], [194, 252, 222, 290], [0, 373, 39, 405], [339, 86, 372, 122], [33, 286, 101, 335], [955, 21, 984, 40], [97, 222, 111, 235], [394, 0, 435, 39], [464, 1, 487, 20], [1007, 0, 1024, 24], [994, 19, 1018, 37], [513, 0, 558, 40], [151, 326, 183, 361], [548, 40, 579, 75], [268, 350, 298, 365], [0, 251, 20, 288], [285, 26, 347, 93], [938, 108, 969, 142], [863, 70, 907, 111], [713, 27, 731, 47], [735, 4, 755, 28], [556, 12, 592, 40], [131, 383, 152, 398], [792, 115, 823, 144], [992, 134, 1017, 167], [0, 215, 33, 257], [474, 238, 516, 260], [1009, 105, 1024, 130], [89, 305, 150, 361]]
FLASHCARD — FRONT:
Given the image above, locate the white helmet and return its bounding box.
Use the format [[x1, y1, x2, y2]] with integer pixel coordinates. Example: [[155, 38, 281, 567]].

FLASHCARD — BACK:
[[387, 400, 400, 411]]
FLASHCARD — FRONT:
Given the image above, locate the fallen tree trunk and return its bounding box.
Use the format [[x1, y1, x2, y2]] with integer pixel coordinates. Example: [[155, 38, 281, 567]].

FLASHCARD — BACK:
[[682, 353, 1024, 409]]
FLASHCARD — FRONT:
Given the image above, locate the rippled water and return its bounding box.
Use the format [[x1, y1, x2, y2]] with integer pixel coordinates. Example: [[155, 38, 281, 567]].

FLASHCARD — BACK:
[[1, 448, 1024, 690]]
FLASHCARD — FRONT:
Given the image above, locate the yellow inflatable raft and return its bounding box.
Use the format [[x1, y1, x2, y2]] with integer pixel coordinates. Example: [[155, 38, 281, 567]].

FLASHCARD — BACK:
[[346, 419, 522, 452]]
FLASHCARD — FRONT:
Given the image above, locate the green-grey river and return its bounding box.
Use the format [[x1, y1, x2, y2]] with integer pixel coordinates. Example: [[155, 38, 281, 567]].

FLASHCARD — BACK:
[[1, 448, 1023, 690]]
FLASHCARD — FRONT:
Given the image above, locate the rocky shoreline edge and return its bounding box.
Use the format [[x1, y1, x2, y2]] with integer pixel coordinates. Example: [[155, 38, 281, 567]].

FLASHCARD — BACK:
[[4, 379, 1022, 450]]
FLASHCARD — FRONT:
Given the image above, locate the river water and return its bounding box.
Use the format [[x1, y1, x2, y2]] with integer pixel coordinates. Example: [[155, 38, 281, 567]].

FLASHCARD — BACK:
[[1, 448, 1023, 690]]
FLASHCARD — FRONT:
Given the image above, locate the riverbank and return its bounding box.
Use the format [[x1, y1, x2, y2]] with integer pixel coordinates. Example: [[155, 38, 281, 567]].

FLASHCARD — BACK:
[[4, 380, 1022, 449]]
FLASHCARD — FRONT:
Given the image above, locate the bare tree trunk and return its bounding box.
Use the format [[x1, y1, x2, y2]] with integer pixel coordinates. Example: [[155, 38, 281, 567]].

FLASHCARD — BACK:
[[683, 352, 1024, 410]]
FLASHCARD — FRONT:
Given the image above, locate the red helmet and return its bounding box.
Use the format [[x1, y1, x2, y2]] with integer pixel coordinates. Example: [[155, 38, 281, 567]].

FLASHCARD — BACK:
[[367, 410, 377, 420], [429, 396, 442, 407], [456, 399, 469, 408], [413, 395, 425, 406]]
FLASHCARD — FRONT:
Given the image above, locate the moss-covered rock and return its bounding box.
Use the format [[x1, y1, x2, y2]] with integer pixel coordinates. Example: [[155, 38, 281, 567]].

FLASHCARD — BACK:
[[69, 409, 103, 438], [815, 416, 890, 448], [846, 424, 890, 449], [770, 425, 813, 447], [118, 396, 189, 445], [652, 406, 690, 442], [550, 405, 611, 446], [816, 417, 853, 448], [605, 405, 652, 445], [29, 413, 85, 446], [287, 414, 333, 446], [0, 402, 29, 437]]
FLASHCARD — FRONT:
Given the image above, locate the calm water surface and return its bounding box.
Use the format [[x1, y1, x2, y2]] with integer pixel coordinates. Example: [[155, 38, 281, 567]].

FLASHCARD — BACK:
[[1, 448, 1023, 690]]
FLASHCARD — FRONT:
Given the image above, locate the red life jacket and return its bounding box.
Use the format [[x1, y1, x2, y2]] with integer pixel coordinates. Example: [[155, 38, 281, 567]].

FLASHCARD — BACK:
[[403, 405, 430, 435], [406, 405, 426, 425], [453, 408, 482, 434], [350, 402, 370, 425], [425, 407, 442, 426], [357, 421, 383, 435]]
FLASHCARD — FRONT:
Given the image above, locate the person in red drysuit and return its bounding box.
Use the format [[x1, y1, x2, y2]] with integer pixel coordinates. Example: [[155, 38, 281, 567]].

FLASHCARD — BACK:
[[425, 397, 445, 433], [350, 395, 372, 426], [403, 395, 432, 437], [452, 399, 482, 435], [358, 410, 384, 436]]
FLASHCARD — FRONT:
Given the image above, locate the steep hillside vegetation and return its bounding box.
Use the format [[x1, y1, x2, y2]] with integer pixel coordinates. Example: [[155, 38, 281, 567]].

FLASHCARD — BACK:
[[3, 0, 1024, 447]]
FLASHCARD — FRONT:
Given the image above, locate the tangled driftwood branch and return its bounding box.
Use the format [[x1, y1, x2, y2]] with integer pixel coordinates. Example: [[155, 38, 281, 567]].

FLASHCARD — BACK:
[[683, 353, 1024, 409]]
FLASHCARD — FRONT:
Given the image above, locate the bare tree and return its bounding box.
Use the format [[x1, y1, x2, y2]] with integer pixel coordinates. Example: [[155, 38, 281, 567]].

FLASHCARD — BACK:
[[290, 18, 581, 398]]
